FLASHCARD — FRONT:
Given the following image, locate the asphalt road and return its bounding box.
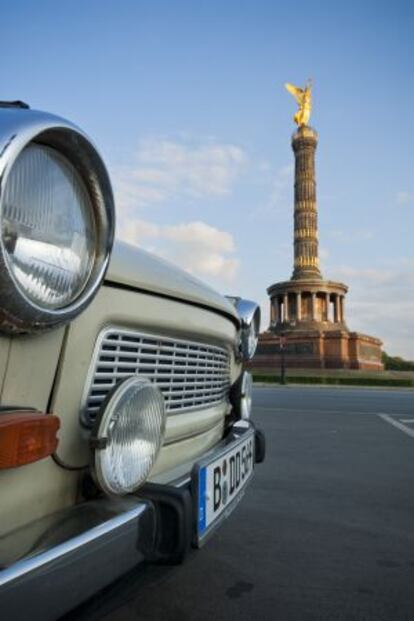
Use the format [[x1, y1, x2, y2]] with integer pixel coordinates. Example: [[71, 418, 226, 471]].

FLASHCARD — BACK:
[[64, 386, 414, 621]]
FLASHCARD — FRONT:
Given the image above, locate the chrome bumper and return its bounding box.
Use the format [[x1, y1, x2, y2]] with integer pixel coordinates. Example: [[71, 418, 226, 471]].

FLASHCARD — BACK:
[[0, 422, 264, 620], [0, 497, 153, 621]]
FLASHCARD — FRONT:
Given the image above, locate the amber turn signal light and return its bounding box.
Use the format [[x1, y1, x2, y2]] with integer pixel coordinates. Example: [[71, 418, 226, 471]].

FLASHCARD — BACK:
[[0, 411, 60, 469]]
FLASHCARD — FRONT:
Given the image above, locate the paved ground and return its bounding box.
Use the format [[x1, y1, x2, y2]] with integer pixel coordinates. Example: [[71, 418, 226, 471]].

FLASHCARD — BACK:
[[64, 387, 414, 621]]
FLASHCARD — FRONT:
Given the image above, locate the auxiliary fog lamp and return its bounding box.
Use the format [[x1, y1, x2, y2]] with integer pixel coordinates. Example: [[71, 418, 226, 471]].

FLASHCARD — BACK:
[[91, 377, 167, 496]]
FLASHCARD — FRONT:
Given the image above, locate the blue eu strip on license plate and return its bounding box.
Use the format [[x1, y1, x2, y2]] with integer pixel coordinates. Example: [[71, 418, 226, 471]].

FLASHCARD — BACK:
[[196, 432, 254, 544]]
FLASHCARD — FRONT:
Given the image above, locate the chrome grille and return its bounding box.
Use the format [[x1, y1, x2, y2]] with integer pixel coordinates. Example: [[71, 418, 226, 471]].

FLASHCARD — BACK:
[[81, 327, 231, 426]]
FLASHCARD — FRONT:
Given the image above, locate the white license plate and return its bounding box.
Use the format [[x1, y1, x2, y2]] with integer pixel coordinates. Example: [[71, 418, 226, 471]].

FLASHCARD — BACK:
[[194, 432, 255, 545]]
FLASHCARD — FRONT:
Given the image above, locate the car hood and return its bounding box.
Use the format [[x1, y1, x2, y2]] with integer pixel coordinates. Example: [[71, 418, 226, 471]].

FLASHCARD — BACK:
[[105, 241, 239, 324]]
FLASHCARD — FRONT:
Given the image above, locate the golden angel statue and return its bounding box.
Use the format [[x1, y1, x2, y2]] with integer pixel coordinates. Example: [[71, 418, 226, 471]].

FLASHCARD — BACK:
[[285, 79, 312, 126]]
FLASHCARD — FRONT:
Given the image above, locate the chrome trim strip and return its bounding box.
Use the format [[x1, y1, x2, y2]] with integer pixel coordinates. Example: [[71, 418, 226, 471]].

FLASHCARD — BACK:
[[0, 502, 146, 587]]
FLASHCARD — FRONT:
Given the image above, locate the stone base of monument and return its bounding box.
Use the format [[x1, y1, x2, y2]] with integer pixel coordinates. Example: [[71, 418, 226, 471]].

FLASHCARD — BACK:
[[249, 329, 383, 371]]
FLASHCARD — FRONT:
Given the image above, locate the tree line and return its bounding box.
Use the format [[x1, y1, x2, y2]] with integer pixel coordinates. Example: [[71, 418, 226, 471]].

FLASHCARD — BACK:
[[382, 352, 414, 371]]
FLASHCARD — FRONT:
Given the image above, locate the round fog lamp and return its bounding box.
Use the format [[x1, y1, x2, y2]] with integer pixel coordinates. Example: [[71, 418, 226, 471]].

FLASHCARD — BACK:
[[91, 377, 166, 496]]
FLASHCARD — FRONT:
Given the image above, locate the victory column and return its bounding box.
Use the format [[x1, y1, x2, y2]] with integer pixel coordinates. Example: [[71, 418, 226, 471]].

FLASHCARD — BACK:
[[251, 81, 383, 370]]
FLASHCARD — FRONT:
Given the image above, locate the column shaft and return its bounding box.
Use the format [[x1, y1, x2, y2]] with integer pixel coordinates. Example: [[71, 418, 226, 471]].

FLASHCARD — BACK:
[[283, 293, 289, 321], [270, 299, 275, 324], [273, 299, 279, 324], [292, 126, 322, 280], [311, 292, 317, 321], [334, 294, 339, 323], [296, 292, 302, 321]]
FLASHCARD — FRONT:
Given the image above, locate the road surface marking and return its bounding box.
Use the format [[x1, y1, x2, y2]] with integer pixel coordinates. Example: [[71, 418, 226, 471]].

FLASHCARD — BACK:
[[378, 413, 414, 439], [254, 406, 384, 416], [400, 419, 414, 424]]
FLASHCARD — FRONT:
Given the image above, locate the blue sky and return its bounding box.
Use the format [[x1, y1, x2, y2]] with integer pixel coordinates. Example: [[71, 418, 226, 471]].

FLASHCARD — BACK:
[[3, 1, 414, 357]]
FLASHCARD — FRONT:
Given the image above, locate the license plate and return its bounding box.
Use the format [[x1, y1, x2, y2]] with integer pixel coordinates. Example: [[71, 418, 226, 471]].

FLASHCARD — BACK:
[[194, 431, 255, 546]]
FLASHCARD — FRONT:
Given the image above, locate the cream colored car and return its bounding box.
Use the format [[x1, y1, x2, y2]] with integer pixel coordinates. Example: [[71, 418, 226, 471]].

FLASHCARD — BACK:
[[0, 102, 264, 620]]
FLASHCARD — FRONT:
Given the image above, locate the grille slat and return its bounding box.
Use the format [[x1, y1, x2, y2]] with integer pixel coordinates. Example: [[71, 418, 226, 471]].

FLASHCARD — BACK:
[[87, 381, 227, 401], [95, 368, 227, 379], [96, 359, 228, 371], [90, 378, 228, 390], [81, 327, 231, 427]]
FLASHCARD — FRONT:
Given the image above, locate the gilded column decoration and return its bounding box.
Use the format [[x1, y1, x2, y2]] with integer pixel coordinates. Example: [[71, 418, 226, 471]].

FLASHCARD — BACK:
[[285, 80, 312, 127]]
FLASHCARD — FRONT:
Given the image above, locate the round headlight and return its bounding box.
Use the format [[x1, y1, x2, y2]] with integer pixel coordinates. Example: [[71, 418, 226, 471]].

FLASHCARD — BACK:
[[0, 107, 115, 333], [91, 377, 166, 496], [2, 144, 96, 309]]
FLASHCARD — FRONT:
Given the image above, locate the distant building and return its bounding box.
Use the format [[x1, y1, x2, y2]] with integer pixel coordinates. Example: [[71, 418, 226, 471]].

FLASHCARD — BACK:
[[252, 124, 383, 371]]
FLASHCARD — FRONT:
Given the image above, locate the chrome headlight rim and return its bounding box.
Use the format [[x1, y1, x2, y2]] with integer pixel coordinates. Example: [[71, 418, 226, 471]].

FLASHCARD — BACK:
[[0, 109, 115, 333], [91, 376, 167, 497], [230, 298, 261, 361]]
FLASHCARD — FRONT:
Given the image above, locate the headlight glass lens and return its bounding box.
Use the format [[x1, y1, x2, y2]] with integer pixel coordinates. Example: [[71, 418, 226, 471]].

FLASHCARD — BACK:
[[246, 322, 258, 358], [241, 321, 259, 360], [1, 144, 96, 309], [94, 377, 166, 495], [241, 371, 253, 420]]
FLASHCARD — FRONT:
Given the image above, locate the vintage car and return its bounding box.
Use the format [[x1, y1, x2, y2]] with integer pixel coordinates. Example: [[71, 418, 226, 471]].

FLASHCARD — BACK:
[[0, 102, 265, 620]]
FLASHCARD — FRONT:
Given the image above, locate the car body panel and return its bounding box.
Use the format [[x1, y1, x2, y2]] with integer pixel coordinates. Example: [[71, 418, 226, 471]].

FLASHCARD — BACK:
[[0, 456, 77, 536], [0, 271, 240, 540], [0, 335, 10, 389], [51, 284, 240, 465], [0, 328, 65, 410], [106, 241, 239, 324]]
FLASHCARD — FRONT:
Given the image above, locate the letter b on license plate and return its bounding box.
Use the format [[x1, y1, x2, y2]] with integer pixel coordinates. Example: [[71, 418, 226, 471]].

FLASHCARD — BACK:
[[195, 432, 254, 545]]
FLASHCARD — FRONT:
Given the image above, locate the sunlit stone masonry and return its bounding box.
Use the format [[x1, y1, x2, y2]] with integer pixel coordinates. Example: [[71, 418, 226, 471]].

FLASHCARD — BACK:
[[251, 123, 383, 371]]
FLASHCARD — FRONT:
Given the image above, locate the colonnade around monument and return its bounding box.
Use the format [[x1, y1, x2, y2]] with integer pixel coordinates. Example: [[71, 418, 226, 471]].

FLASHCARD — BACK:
[[270, 291, 346, 326]]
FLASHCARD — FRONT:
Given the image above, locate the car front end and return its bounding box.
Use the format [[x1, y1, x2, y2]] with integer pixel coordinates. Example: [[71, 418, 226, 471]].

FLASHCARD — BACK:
[[0, 103, 265, 620]]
